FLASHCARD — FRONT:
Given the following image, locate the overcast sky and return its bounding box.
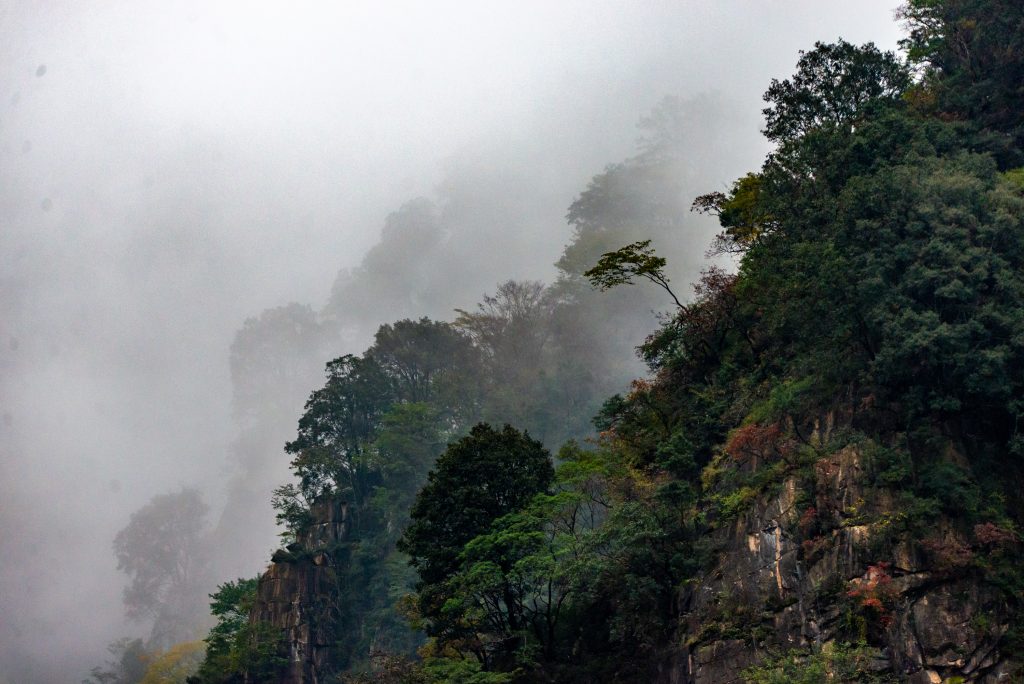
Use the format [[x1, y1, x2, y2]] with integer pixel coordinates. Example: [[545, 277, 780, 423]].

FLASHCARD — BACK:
[[0, 2, 903, 680]]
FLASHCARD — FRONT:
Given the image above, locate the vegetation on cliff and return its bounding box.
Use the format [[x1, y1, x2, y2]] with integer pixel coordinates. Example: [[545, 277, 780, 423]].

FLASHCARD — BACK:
[[188, 1, 1024, 681]]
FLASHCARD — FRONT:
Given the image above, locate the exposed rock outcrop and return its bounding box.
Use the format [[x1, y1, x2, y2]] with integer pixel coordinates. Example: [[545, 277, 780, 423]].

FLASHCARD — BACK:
[[249, 499, 349, 684], [668, 424, 1019, 683], [245, 416, 1020, 683]]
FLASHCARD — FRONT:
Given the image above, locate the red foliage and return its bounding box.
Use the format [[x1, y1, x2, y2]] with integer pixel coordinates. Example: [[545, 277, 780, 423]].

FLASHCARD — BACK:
[[643, 267, 743, 373], [725, 423, 783, 463], [919, 525, 1017, 574], [973, 522, 1018, 547], [801, 535, 828, 562], [861, 597, 885, 612], [921, 535, 975, 571], [798, 506, 818, 534], [847, 562, 897, 628], [627, 378, 652, 399], [692, 266, 738, 301]]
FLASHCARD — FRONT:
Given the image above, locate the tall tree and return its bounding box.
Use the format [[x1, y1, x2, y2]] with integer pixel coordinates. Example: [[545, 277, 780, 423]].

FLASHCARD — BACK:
[[398, 424, 554, 664], [113, 489, 211, 650], [282, 354, 392, 518], [760, 39, 909, 144], [455, 281, 558, 437], [367, 318, 481, 413]]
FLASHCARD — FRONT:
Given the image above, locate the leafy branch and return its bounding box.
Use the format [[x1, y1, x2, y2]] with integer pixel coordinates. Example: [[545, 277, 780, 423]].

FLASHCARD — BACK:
[[583, 240, 682, 308]]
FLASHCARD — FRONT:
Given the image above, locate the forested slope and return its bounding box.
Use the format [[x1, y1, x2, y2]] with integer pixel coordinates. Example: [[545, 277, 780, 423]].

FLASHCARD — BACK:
[[190, 1, 1024, 681]]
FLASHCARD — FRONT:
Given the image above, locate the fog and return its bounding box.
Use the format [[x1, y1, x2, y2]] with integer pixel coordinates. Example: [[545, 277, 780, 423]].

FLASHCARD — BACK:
[[0, 2, 902, 680]]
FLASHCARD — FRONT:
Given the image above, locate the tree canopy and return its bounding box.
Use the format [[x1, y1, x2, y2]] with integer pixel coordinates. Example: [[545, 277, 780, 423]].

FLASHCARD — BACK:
[[113, 489, 211, 650], [761, 39, 910, 143], [398, 424, 554, 665]]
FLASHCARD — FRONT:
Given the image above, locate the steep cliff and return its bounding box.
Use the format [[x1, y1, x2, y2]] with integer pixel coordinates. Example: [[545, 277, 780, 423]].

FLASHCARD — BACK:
[[665, 415, 1020, 683], [249, 499, 350, 684]]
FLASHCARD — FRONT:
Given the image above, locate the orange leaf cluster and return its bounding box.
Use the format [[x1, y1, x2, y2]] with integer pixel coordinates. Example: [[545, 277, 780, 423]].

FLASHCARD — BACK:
[[725, 423, 783, 463], [847, 562, 897, 628]]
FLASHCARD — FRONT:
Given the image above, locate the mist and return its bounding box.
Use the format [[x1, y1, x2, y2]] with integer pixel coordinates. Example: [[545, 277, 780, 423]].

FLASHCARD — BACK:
[[0, 2, 902, 680]]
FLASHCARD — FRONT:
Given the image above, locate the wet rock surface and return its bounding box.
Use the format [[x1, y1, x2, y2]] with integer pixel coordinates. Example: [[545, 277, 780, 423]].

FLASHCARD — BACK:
[[668, 432, 1018, 683]]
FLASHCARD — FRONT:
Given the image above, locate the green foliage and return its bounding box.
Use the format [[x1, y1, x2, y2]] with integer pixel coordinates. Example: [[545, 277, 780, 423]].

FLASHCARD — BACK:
[[243, 292, 632, 675], [279, 318, 479, 531], [693, 173, 775, 255], [364, 402, 445, 531], [421, 658, 514, 684], [196, 578, 257, 670], [1004, 166, 1024, 190], [188, 578, 287, 684], [866, 444, 913, 487], [285, 353, 392, 508], [583, 240, 682, 308], [713, 485, 760, 522], [453, 280, 574, 443], [917, 459, 983, 517], [745, 377, 819, 425], [368, 318, 481, 410], [742, 642, 894, 683], [898, 0, 1024, 155], [395, 19, 1024, 683], [761, 40, 910, 144], [215, 9, 1024, 681], [398, 423, 554, 664]]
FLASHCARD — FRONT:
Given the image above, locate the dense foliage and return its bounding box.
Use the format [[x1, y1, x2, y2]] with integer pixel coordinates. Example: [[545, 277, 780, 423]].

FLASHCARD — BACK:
[[187, 578, 286, 684], [392, 2, 1024, 679], [398, 424, 554, 670], [192, 1, 1024, 681]]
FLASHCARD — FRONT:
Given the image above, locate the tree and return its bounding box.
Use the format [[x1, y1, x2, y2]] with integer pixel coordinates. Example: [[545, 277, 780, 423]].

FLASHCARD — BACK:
[[192, 578, 256, 682], [82, 638, 149, 684], [188, 578, 287, 684], [278, 318, 483, 535], [185, 577, 286, 684], [761, 40, 909, 143], [692, 173, 776, 255], [365, 402, 446, 532], [398, 424, 554, 661], [899, 0, 1024, 151], [283, 354, 392, 512], [114, 489, 211, 650], [268, 320, 489, 671], [454, 281, 552, 366], [454, 281, 561, 439], [442, 485, 598, 672], [367, 318, 481, 411], [837, 152, 1024, 434], [583, 240, 682, 308]]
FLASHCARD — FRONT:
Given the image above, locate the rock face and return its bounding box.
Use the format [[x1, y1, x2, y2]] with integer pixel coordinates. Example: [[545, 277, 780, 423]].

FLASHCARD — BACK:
[[249, 499, 349, 684], [667, 421, 1019, 683], [246, 416, 1019, 683]]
